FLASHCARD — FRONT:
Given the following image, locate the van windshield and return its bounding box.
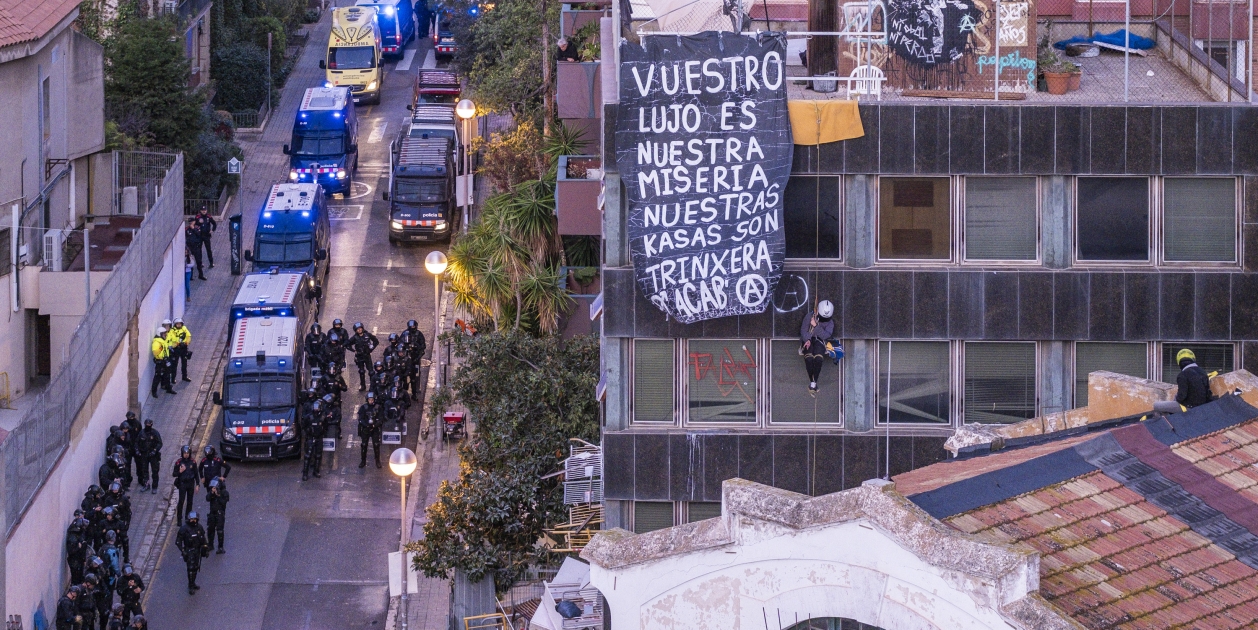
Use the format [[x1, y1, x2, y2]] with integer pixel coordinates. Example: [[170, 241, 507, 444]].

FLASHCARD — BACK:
[[225, 378, 293, 408], [292, 132, 345, 156], [395, 177, 446, 203], [256, 238, 313, 264], [328, 46, 376, 69], [416, 94, 457, 104]]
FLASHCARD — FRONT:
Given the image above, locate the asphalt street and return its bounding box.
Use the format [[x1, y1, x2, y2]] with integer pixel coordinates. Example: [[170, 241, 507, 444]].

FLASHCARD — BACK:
[[143, 9, 446, 629]]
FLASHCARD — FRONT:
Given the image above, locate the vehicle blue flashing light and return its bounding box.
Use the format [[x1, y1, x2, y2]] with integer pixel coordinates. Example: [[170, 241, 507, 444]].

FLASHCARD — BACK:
[[279, 359, 287, 366], [263, 211, 273, 218], [234, 360, 243, 367], [301, 211, 310, 218], [324, 81, 333, 88], [301, 113, 307, 118], [233, 309, 243, 318], [384, 5, 395, 14], [333, 112, 341, 118], [258, 297, 266, 304]]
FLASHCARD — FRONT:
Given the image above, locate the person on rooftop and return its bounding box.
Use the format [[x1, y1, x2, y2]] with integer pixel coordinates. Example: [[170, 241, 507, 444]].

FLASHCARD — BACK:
[[556, 38, 579, 62], [1175, 348, 1215, 409]]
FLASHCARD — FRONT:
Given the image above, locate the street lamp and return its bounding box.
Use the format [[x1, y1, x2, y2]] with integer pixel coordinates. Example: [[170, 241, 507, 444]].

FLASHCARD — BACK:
[[425, 251, 448, 390], [389, 447, 418, 630], [455, 99, 476, 234]]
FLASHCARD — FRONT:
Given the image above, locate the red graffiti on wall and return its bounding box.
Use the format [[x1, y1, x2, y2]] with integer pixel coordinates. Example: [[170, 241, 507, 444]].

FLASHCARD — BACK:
[[689, 345, 757, 403]]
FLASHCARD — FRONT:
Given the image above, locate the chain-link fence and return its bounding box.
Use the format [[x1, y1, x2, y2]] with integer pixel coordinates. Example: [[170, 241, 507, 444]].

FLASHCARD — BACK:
[[114, 150, 180, 216], [633, 0, 752, 35], [2, 154, 184, 536]]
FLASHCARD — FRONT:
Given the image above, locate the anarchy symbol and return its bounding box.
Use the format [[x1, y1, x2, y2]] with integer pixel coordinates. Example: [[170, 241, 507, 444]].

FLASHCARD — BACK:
[[736, 274, 769, 308]]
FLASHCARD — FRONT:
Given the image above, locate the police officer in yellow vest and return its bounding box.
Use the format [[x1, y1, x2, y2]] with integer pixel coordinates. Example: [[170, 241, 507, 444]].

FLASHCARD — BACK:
[[151, 328, 175, 398], [165, 317, 193, 383]]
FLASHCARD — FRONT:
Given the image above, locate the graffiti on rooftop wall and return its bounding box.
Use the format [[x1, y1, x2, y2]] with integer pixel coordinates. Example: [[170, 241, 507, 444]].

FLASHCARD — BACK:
[[885, 0, 983, 67]]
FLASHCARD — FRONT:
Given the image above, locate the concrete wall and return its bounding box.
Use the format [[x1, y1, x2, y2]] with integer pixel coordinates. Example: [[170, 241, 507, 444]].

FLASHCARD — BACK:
[[39, 270, 110, 374], [135, 234, 186, 407]]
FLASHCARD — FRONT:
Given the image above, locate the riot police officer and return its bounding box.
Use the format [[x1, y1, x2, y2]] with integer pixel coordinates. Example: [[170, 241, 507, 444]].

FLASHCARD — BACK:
[[401, 319, 426, 400], [323, 364, 348, 439], [326, 319, 350, 370], [346, 322, 379, 391], [302, 400, 326, 481], [106, 603, 127, 630], [305, 323, 328, 370], [175, 511, 209, 594], [197, 445, 231, 490], [79, 573, 101, 630], [357, 391, 384, 468], [66, 514, 91, 584], [370, 360, 391, 398], [98, 452, 124, 490], [117, 564, 144, 623], [102, 484, 131, 562], [383, 333, 409, 395], [171, 445, 199, 527], [55, 585, 82, 630], [206, 477, 229, 554], [135, 419, 162, 494], [88, 555, 114, 624]]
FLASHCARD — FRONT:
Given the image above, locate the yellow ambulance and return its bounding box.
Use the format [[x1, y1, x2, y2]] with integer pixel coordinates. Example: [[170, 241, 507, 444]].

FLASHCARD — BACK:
[[321, 6, 383, 105]]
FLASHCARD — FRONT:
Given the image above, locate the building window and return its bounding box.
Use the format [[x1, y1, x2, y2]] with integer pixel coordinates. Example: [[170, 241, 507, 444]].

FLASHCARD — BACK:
[[770, 339, 840, 424], [1075, 343, 1148, 407], [1161, 343, 1234, 382], [878, 177, 950, 260], [633, 339, 674, 423], [783, 176, 841, 259], [687, 340, 758, 423], [41, 76, 51, 148], [964, 342, 1036, 424], [0, 228, 11, 278], [1077, 177, 1149, 262], [632, 501, 675, 533], [878, 341, 950, 424], [685, 502, 721, 523], [1163, 177, 1237, 263], [964, 177, 1037, 261]]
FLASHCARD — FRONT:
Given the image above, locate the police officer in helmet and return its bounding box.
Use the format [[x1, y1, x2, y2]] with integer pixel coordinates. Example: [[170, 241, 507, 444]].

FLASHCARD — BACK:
[[175, 511, 209, 594], [302, 399, 327, 481], [346, 322, 379, 391], [358, 391, 384, 468]]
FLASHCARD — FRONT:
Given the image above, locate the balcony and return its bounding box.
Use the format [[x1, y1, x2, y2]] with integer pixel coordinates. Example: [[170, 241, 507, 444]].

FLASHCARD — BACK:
[[557, 61, 602, 120], [561, 3, 609, 38], [556, 155, 601, 236]]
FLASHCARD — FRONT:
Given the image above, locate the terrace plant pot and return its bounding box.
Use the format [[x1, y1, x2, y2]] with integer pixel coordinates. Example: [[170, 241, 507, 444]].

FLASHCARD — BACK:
[[1067, 70, 1081, 91], [1044, 71, 1070, 95]]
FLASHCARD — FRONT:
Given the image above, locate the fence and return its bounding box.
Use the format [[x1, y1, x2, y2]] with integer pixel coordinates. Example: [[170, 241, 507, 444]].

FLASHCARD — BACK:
[[185, 185, 231, 216], [1, 154, 185, 536], [232, 103, 270, 130], [114, 150, 180, 216]]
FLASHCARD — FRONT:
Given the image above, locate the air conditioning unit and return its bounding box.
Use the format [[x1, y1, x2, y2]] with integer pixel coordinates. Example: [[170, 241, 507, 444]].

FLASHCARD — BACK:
[[43, 230, 64, 272]]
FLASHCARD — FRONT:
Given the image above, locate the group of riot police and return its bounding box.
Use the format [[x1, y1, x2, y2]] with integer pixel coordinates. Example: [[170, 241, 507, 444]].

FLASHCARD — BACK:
[[60, 412, 157, 629], [299, 318, 426, 479]]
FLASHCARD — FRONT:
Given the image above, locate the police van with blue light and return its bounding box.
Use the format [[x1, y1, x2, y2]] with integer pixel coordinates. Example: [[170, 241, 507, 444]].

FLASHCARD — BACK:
[[355, 0, 414, 59], [229, 270, 320, 334], [213, 316, 305, 460], [284, 87, 358, 195], [384, 135, 456, 242], [245, 183, 331, 296]]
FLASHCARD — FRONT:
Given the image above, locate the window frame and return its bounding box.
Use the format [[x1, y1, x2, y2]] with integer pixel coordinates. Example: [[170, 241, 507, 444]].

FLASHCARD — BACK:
[[767, 338, 844, 428], [1154, 341, 1239, 382], [1072, 342, 1151, 408], [683, 501, 722, 523], [874, 339, 957, 428], [875, 175, 957, 264], [1156, 176, 1241, 268], [1073, 176, 1154, 266], [961, 341, 1040, 425], [630, 501, 678, 533], [681, 338, 765, 427], [960, 175, 1042, 265], [782, 175, 844, 261], [630, 338, 678, 426]]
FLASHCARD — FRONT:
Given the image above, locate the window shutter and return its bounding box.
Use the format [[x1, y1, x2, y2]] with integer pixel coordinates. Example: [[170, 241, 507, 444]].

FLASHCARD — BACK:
[[1075, 343, 1148, 407], [633, 340, 674, 423], [633, 501, 674, 533], [879, 341, 950, 424], [686, 502, 722, 522], [1164, 178, 1236, 262], [965, 177, 1037, 260], [964, 343, 1036, 424]]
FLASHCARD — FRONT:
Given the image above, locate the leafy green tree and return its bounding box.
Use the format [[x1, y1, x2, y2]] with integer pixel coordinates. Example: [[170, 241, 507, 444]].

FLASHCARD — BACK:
[[104, 16, 207, 151], [184, 130, 242, 200], [213, 41, 271, 112], [409, 332, 600, 585]]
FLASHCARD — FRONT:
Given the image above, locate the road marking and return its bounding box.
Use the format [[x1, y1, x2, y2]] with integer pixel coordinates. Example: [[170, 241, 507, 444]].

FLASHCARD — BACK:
[[347, 180, 374, 199], [422, 49, 436, 69], [367, 121, 388, 144], [376, 302, 383, 315], [395, 49, 416, 72], [328, 205, 364, 221]]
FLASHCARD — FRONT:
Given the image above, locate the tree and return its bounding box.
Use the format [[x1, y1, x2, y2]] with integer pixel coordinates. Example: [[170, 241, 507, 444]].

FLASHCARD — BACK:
[[104, 16, 207, 151], [408, 332, 600, 586], [213, 41, 271, 112], [184, 130, 242, 200], [472, 121, 544, 194]]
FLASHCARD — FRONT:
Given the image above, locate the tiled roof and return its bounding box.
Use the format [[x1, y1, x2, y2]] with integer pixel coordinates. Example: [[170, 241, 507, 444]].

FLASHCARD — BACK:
[[904, 396, 1258, 629], [0, 0, 78, 49]]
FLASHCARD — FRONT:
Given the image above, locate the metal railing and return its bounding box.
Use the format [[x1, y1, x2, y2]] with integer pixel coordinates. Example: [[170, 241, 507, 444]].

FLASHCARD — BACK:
[[114, 150, 180, 216], [1, 154, 185, 536], [232, 103, 269, 130]]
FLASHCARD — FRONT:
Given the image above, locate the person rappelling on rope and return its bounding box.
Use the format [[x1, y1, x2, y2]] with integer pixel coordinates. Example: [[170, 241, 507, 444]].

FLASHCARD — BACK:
[[800, 299, 842, 394]]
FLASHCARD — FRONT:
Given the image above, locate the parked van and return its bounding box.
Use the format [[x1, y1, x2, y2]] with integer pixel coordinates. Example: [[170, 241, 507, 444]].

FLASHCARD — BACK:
[[385, 136, 456, 242], [229, 270, 320, 334], [285, 87, 359, 196], [214, 316, 304, 460], [323, 6, 382, 104], [245, 184, 331, 294], [355, 0, 414, 59]]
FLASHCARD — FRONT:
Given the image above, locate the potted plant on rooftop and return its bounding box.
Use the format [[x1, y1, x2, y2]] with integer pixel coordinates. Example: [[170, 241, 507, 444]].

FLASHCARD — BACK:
[[1041, 50, 1070, 95], [1063, 60, 1081, 91]]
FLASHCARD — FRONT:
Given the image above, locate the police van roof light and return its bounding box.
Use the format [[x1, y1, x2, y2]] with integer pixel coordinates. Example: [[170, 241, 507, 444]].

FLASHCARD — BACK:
[[279, 359, 287, 366], [256, 350, 266, 365], [301, 211, 310, 217]]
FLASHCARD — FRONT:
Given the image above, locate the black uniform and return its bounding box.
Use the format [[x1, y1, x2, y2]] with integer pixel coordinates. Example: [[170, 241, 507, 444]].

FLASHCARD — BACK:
[[323, 372, 348, 438], [185, 224, 206, 280], [78, 581, 99, 630], [346, 330, 379, 390], [197, 454, 231, 489], [305, 329, 328, 370], [117, 570, 144, 622], [206, 484, 229, 552], [400, 327, 426, 400], [326, 325, 350, 369], [98, 458, 121, 491], [92, 563, 114, 629], [66, 523, 90, 584], [121, 417, 141, 484], [55, 592, 81, 630], [357, 399, 384, 468], [301, 406, 327, 480], [1176, 360, 1216, 408], [383, 338, 409, 393], [195, 211, 217, 267], [135, 425, 162, 491], [171, 455, 199, 526], [175, 521, 209, 592]]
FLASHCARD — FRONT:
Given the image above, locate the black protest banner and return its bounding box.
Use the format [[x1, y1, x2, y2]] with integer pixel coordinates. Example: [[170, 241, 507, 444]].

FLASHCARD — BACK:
[[616, 32, 792, 324]]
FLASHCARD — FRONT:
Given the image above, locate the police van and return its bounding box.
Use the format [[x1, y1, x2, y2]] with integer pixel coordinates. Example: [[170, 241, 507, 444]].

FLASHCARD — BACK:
[[355, 0, 414, 59], [285, 87, 358, 196], [245, 183, 331, 295], [322, 6, 383, 104], [213, 316, 305, 460], [229, 270, 320, 334], [384, 136, 456, 242]]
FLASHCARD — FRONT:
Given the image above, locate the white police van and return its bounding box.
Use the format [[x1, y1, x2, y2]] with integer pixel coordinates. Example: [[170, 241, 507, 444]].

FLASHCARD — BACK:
[[213, 316, 305, 460]]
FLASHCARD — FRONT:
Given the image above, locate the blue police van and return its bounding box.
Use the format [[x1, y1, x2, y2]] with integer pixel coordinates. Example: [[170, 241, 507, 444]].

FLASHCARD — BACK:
[[245, 183, 331, 296], [229, 270, 319, 334], [284, 87, 358, 196], [214, 316, 305, 460], [356, 0, 414, 58]]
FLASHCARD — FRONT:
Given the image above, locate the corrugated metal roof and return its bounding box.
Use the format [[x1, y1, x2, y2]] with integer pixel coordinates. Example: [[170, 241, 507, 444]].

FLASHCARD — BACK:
[[0, 0, 78, 49]]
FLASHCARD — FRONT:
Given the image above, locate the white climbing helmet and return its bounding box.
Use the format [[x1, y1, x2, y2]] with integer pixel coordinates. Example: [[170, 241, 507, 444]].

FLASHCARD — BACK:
[[817, 300, 834, 318]]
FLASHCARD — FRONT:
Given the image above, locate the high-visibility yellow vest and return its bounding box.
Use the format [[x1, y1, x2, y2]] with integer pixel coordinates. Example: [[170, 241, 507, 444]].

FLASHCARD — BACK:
[[151, 336, 170, 361], [165, 325, 192, 347]]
